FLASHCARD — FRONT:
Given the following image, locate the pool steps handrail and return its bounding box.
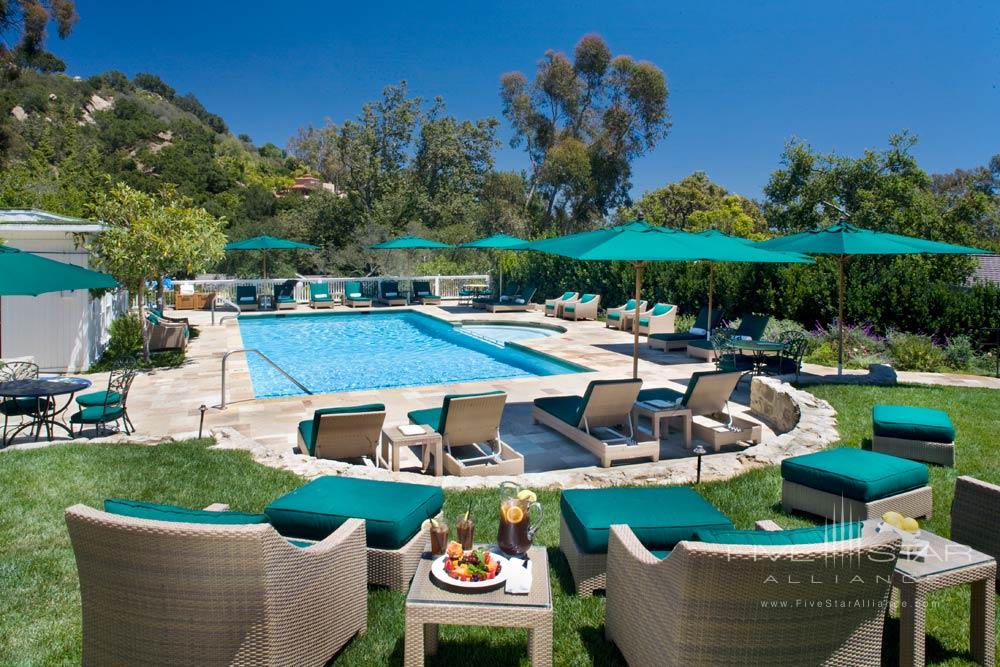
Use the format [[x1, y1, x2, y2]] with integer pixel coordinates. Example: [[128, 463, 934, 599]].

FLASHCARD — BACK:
[[219, 348, 312, 408], [210, 296, 241, 326]]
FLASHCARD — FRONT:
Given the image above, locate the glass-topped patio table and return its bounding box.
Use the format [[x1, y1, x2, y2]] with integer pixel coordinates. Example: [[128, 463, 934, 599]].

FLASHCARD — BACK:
[[405, 545, 552, 665], [860, 519, 996, 667], [725, 339, 787, 376], [0, 377, 91, 446]]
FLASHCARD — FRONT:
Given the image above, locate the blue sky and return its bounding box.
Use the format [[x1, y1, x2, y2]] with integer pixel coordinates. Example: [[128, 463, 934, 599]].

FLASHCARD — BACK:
[[52, 1, 999, 200]]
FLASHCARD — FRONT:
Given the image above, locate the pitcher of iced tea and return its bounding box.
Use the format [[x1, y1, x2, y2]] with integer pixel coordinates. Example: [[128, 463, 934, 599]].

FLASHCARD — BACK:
[[497, 481, 543, 557]]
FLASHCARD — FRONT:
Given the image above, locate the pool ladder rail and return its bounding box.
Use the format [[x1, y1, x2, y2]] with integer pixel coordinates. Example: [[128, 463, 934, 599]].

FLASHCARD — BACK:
[[219, 348, 313, 409], [211, 297, 241, 326]]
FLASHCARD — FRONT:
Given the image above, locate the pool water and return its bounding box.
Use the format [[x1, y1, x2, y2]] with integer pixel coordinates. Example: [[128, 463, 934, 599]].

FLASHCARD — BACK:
[[238, 311, 584, 397], [457, 324, 559, 345]]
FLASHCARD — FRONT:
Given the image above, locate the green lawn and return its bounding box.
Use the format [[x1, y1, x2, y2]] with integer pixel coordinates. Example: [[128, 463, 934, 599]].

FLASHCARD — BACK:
[[0, 384, 996, 665]]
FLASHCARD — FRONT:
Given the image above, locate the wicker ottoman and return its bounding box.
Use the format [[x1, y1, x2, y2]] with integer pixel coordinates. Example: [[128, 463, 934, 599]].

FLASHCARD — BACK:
[[266, 476, 444, 591], [560, 486, 732, 597], [871, 404, 955, 466], [781, 448, 932, 521]]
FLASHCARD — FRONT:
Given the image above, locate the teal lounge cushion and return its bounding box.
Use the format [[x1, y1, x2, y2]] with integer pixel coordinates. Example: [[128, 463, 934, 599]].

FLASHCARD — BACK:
[[695, 521, 863, 545], [300, 403, 385, 456], [687, 339, 714, 351], [533, 395, 583, 426], [781, 448, 929, 502], [561, 487, 732, 554], [563, 305, 576, 312], [639, 317, 649, 326], [407, 407, 442, 432], [872, 405, 955, 443], [649, 549, 672, 560], [735, 313, 770, 339], [650, 332, 701, 342], [636, 387, 684, 405], [76, 390, 122, 408], [311, 295, 334, 302], [265, 476, 444, 549], [545, 303, 556, 310], [70, 405, 125, 423], [607, 312, 622, 321], [105, 498, 268, 525]]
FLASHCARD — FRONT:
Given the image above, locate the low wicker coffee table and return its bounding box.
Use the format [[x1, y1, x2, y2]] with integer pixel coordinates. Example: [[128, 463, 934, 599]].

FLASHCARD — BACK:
[[863, 520, 996, 666], [404, 545, 552, 665]]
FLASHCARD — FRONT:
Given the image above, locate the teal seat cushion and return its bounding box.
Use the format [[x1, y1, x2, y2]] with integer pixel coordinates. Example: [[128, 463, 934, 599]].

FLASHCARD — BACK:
[[607, 312, 622, 321], [534, 395, 584, 426], [1, 397, 50, 416], [265, 476, 445, 549], [638, 317, 649, 326], [563, 304, 576, 312], [76, 390, 122, 408], [407, 407, 442, 432], [687, 339, 714, 351], [70, 405, 125, 424], [781, 448, 929, 502], [872, 405, 955, 443], [561, 487, 732, 554], [311, 295, 334, 302], [299, 403, 385, 456], [649, 549, 672, 560], [695, 521, 863, 545], [105, 498, 268, 525], [636, 387, 684, 404]]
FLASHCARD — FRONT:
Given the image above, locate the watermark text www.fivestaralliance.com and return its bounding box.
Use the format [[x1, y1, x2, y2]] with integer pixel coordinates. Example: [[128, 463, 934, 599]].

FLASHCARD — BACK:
[[760, 598, 888, 609]]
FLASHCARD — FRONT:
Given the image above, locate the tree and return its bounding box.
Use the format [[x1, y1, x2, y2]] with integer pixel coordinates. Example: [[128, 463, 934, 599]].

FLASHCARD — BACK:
[[500, 33, 670, 230], [0, 0, 77, 67], [87, 182, 226, 359]]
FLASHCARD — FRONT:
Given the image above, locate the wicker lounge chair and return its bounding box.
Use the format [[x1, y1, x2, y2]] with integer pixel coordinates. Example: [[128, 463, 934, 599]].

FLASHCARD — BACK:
[[561, 293, 600, 321], [687, 312, 770, 360], [275, 279, 298, 310], [146, 312, 188, 351], [235, 284, 258, 311], [781, 448, 933, 521], [65, 504, 367, 666], [407, 391, 523, 476], [636, 303, 677, 336], [636, 369, 761, 450], [297, 403, 386, 463], [308, 281, 339, 308], [871, 404, 956, 466], [411, 280, 441, 305], [485, 285, 537, 312], [474, 283, 518, 309], [605, 523, 900, 666], [605, 299, 647, 329], [533, 378, 658, 467], [648, 307, 721, 351], [544, 290, 578, 318], [344, 280, 372, 308], [377, 280, 407, 306], [951, 475, 1000, 590]]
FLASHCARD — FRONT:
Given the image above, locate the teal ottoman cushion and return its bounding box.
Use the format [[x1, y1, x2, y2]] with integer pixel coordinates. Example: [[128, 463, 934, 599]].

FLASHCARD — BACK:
[[265, 476, 444, 549], [781, 448, 928, 502], [872, 405, 955, 443], [561, 487, 732, 554], [695, 521, 863, 545], [104, 499, 269, 525]]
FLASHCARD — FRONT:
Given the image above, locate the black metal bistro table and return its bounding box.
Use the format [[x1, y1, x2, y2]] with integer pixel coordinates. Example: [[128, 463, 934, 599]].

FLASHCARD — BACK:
[[725, 339, 788, 376], [0, 377, 92, 446]]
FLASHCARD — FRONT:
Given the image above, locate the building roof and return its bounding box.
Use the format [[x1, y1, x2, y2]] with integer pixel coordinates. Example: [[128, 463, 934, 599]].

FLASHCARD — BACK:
[[0, 209, 105, 231], [970, 254, 1000, 286]]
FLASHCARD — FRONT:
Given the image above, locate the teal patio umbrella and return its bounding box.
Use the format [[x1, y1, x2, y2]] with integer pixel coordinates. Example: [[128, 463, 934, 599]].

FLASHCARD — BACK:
[[224, 235, 319, 278], [0, 245, 119, 356], [459, 233, 528, 297], [756, 221, 986, 374], [370, 235, 453, 250], [525, 220, 810, 378]]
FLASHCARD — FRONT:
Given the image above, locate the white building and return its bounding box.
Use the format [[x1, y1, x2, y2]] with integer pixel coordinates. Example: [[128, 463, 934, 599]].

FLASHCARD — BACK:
[[0, 209, 127, 372]]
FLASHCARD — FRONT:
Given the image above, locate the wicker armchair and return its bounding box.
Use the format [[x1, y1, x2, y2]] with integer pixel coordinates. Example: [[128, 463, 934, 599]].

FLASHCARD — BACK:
[[65, 505, 367, 666], [951, 475, 1000, 590], [605, 523, 900, 666]]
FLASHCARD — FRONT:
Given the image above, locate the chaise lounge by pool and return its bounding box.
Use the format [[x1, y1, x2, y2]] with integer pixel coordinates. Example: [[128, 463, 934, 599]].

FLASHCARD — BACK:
[[238, 311, 587, 397]]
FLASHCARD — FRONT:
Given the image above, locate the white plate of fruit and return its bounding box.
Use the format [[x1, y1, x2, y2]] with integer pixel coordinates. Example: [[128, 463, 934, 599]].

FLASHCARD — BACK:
[[431, 542, 509, 589]]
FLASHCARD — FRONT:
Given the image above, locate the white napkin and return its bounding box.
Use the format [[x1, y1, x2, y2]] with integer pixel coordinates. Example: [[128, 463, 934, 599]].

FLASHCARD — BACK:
[[505, 558, 532, 594]]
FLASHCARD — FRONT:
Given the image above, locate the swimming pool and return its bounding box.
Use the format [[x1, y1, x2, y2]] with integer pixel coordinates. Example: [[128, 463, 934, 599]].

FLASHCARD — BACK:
[[237, 311, 586, 397]]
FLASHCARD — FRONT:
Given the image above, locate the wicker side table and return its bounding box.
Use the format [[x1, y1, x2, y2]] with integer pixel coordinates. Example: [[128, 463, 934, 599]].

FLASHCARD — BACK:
[[631, 401, 691, 446], [404, 545, 553, 666], [382, 424, 443, 476], [863, 521, 996, 666]]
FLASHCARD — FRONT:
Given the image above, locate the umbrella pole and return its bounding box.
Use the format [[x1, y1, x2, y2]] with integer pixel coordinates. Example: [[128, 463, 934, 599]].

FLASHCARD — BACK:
[[263, 250, 268, 280], [706, 263, 714, 340], [837, 256, 845, 376], [632, 262, 645, 380], [498, 250, 503, 298]]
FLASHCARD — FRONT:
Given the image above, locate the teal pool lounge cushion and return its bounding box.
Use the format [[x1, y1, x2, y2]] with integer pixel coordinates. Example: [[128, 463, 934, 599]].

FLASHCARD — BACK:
[[872, 405, 955, 443], [781, 448, 929, 502]]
